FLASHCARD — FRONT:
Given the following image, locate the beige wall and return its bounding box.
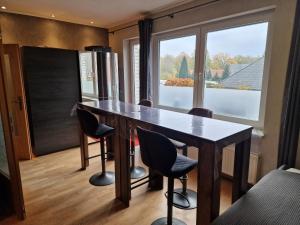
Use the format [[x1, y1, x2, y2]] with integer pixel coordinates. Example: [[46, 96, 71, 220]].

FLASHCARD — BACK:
[[109, 0, 297, 177], [0, 12, 108, 50]]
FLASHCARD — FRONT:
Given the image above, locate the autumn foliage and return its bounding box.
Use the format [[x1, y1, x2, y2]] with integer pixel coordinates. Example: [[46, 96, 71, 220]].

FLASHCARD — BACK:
[[165, 78, 194, 87]]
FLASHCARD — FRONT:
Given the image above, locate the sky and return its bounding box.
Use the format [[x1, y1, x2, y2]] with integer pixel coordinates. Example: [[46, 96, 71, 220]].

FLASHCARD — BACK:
[[160, 22, 269, 57]]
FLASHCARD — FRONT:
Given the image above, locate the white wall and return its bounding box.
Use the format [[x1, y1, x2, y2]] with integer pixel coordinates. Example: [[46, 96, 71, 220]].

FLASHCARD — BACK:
[[108, 0, 297, 177]]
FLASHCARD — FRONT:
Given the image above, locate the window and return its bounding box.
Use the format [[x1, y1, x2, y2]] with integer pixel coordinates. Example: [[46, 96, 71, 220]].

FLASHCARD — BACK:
[[157, 35, 197, 110], [203, 23, 269, 121], [79, 52, 98, 97], [152, 12, 271, 127], [130, 40, 140, 104]]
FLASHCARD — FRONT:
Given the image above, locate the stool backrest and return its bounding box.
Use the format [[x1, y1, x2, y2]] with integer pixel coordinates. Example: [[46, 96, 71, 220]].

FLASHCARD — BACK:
[[138, 99, 152, 107], [77, 107, 99, 138], [188, 107, 213, 118], [137, 127, 177, 176]]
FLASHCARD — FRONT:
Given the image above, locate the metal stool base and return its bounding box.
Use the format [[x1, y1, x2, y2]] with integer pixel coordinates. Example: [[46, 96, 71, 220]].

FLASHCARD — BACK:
[[130, 166, 146, 179], [173, 188, 197, 210], [89, 171, 115, 186], [151, 217, 186, 225]]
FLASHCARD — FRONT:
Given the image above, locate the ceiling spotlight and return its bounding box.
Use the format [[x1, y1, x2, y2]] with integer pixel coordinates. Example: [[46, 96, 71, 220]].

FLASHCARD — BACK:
[[51, 14, 55, 18], [90, 21, 94, 24], [1, 6, 7, 10]]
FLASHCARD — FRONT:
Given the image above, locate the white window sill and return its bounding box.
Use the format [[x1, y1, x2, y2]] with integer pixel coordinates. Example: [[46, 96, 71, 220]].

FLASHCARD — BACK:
[[252, 128, 264, 138], [82, 96, 98, 102]]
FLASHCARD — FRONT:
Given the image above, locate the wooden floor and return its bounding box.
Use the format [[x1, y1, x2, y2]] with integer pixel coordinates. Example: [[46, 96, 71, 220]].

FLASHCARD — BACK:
[[2, 143, 232, 225]]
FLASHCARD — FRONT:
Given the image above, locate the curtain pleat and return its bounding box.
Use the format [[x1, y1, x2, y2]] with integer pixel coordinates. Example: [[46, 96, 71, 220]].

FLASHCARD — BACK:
[[138, 19, 153, 101]]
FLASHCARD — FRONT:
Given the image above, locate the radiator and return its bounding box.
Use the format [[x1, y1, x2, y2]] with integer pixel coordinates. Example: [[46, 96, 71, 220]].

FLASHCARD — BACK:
[[222, 146, 260, 184]]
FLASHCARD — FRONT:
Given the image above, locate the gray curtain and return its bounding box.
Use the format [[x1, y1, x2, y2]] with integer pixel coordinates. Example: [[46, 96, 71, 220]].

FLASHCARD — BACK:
[[138, 19, 153, 101], [278, 0, 300, 168]]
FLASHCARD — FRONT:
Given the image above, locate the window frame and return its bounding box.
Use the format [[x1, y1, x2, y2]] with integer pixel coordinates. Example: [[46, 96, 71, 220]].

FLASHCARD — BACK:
[[151, 11, 273, 128]]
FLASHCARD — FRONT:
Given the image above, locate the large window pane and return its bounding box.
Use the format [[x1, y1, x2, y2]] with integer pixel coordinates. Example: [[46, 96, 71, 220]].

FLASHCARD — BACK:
[[159, 35, 196, 109], [79, 52, 97, 96], [203, 23, 269, 121]]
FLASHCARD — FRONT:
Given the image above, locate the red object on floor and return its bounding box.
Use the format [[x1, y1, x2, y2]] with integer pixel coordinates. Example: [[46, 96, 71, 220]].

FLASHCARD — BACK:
[[130, 136, 140, 146], [134, 137, 139, 146]]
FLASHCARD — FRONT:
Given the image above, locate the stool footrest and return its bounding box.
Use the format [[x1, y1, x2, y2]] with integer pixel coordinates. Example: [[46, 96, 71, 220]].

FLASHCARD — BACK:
[[165, 191, 191, 209], [87, 154, 101, 160], [151, 217, 186, 225], [131, 175, 155, 190]]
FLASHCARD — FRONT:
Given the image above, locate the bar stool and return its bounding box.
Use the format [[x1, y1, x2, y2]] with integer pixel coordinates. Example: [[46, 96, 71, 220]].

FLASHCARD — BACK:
[[169, 107, 213, 209], [130, 99, 152, 179], [137, 127, 197, 225], [77, 107, 115, 186]]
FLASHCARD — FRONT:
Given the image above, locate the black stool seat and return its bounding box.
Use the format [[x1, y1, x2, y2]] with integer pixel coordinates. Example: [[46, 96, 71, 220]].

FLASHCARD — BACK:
[[170, 155, 197, 178], [95, 124, 115, 137]]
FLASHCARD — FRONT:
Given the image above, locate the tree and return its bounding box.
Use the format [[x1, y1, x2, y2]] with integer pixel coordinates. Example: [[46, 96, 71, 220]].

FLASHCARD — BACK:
[[211, 53, 236, 70], [222, 64, 230, 80], [205, 50, 212, 70], [160, 54, 177, 80], [234, 55, 260, 64], [205, 70, 212, 81], [177, 56, 189, 78]]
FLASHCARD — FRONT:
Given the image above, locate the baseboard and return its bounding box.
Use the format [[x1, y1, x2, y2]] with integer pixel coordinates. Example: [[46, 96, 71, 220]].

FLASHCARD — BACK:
[[221, 172, 254, 189]]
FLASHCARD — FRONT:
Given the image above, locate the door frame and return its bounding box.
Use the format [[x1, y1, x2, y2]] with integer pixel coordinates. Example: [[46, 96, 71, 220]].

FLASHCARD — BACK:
[[3, 44, 32, 160], [0, 33, 25, 219]]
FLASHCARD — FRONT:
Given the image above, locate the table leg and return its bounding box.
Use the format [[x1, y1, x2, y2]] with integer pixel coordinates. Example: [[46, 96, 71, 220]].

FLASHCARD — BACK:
[[114, 116, 131, 206], [79, 130, 88, 170], [196, 143, 222, 225], [232, 137, 251, 203], [106, 136, 114, 160], [105, 116, 114, 160]]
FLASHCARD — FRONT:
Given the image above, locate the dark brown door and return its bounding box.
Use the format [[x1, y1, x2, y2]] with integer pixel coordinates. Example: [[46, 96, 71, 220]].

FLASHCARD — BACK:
[[22, 47, 81, 156], [0, 32, 25, 219], [3, 44, 32, 160]]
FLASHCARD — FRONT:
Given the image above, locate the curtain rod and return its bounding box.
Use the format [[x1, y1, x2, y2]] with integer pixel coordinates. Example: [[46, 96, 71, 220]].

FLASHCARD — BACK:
[[109, 0, 224, 34]]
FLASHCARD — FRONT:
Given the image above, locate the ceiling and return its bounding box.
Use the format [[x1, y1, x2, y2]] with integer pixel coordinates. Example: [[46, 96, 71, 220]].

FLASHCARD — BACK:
[[0, 0, 191, 28]]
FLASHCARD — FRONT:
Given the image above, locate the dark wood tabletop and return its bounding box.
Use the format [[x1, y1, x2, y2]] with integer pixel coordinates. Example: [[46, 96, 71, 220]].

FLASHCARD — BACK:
[[79, 100, 252, 143], [78, 100, 253, 225]]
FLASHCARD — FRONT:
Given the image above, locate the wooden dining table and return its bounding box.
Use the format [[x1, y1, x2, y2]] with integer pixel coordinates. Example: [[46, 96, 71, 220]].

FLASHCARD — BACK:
[[78, 100, 253, 225]]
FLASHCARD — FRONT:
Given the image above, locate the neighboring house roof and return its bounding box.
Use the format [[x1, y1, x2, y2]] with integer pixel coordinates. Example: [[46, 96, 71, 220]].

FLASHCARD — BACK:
[[229, 64, 248, 75], [220, 57, 265, 90]]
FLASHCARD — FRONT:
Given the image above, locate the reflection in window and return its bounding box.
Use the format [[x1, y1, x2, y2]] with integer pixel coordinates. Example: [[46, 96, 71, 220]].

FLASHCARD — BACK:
[[79, 52, 98, 97]]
